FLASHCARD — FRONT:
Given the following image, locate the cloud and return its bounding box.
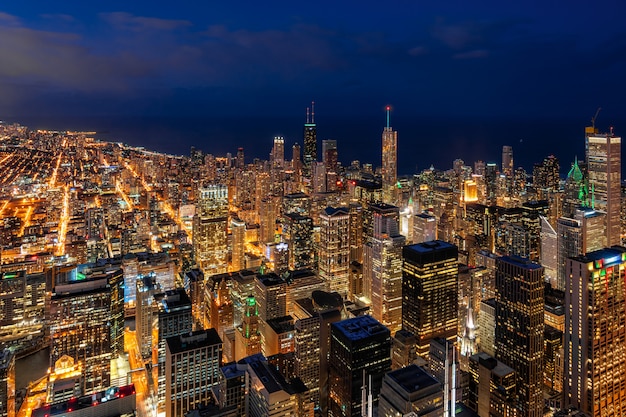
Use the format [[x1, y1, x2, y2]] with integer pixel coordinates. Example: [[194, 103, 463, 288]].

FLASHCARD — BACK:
[[453, 49, 488, 59], [0, 12, 20, 26], [432, 21, 481, 49], [40, 13, 75, 22], [100, 12, 192, 31]]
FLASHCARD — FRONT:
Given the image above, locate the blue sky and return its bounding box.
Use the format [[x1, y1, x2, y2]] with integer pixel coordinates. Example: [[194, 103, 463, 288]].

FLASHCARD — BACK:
[[2, 1, 626, 171]]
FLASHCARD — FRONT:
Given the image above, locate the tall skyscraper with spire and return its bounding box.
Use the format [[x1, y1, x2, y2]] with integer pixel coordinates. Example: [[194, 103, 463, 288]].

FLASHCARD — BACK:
[[585, 126, 621, 246], [303, 101, 317, 173], [381, 106, 398, 204]]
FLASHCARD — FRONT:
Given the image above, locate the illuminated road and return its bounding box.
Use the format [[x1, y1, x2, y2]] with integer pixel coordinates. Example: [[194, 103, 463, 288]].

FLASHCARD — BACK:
[[55, 186, 70, 256]]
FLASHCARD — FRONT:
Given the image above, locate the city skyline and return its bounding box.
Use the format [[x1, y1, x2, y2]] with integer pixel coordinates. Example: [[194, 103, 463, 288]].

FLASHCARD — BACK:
[[1, 2, 626, 175]]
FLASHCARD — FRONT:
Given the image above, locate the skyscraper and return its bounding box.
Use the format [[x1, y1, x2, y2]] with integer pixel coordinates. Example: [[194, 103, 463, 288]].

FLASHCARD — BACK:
[[495, 256, 544, 417], [367, 214, 405, 334], [165, 329, 222, 417], [556, 207, 606, 291], [401, 240, 458, 359], [322, 139, 338, 173], [318, 207, 350, 298], [271, 136, 285, 169], [586, 129, 621, 246], [565, 247, 626, 416], [230, 217, 245, 272], [381, 106, 398, 204], [303, 102, 317, 172], [328, 315, 392, 417], [502, 145, 513, 176], [156, 288, 193, 410], [48, 264, 122, 395], [194, 185, 229, 275]]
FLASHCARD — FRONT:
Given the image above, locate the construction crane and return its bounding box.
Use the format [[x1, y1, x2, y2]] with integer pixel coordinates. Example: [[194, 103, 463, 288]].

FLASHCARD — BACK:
[[586, 107, 601, 135], [592, 107, 602, 128]]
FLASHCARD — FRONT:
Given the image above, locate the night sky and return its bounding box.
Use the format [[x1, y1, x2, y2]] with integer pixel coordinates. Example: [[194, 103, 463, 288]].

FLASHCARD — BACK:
[[2, 1, 626, 174]]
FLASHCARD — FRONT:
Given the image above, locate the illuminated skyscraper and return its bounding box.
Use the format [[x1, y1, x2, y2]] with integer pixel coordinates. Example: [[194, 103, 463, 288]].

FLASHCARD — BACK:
[[234, 295, 261, 360], [468, 353, 517, 417], [495, 256, 544, 417], [328, 315, 392, 417], [49, 265, 121, 394], [303, 102, 317, 172], [194, 185, 228, 275], [293, 294, 342, 411], [283, 213, 314, 270], [156, 289, 193, 409], [319, 207, 350, 298], [381, 106, 398, 204], [271, 136, 285, 169], [565, 247, 626, 416], [165, 329, 222, 417], [401, 241, 458, 359], [556, 207, 606, 291], [136, 275, 161, 359], [367, 215, 405, 334], [322, 139, 338, 173], [259, 197, 280, 244], [230, 217, 245, 272], [586, 129, 621, 246], [502, 145, 514, 176]]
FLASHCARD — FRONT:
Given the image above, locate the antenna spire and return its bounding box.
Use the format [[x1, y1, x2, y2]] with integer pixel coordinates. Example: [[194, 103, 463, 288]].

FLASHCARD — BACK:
[[311, 101, 315, 124], [306, 107, 310, 124], [386, 106, 391, 128]]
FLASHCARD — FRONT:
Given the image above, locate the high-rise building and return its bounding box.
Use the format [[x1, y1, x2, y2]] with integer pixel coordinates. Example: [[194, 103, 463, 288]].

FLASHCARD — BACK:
[[586, 129, 621, 246], [136, 275, 161, 359], [230, 218, 245, 272], [502, 145, 514, 176], [165, 329, 222, 417], [478, 298, 496, 357], [381, 107, 398, 204], [271, 136, 285, 169], [413, 212, 437, 244], [156, 289, 193, 409], [303, 102, 317, 171], [378, 364, 443, 417], [293, 294, 342, 412], [241, 353, 313, 417], [328, 315, 392, 417], [565, 247, 626, 416], [255, 273, 287, 322], [402, 241, 458, 359], [495, 256, 544, 417], [48, 264, 123, 394], [322, 139, 338, 173], [367, 214, 405, 334], [283, 213, 314, 270], [234, 295, 261, 361], [259, 197, 280, 244], [556, 207, 606, 291], [468, 352, 517, 417], [0, 350, 14, 417], [194, 185, 229, 275], [319, 207, 350, 298]]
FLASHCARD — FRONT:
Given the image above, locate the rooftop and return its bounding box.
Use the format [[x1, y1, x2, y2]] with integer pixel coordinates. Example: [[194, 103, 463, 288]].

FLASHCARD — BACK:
[[166, 328, 222, 354], [332, 315, 389, 342], [405, 240, 456, 254], [387, 364, 439, 393]]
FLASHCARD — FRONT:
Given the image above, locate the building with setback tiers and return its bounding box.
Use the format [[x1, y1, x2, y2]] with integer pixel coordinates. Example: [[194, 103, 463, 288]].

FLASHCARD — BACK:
[[402, 241, 458, 359]]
